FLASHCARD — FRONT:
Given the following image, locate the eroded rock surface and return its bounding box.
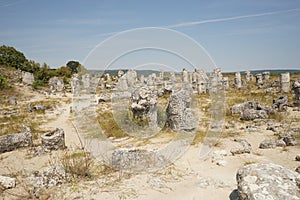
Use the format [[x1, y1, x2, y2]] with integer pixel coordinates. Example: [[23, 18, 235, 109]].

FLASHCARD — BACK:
[[236, 163, 300, 200]]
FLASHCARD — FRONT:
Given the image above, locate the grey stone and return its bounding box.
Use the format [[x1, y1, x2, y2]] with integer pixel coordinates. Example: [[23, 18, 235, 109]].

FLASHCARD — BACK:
[[279, 132, 297, 146], [234, 72, 242, 89], [0, 126, 32, 153], [111, 148, 158, 171], [41, 128, 65, 151], [26, 165, 67, 188], [166, 87, 196, 132], [259, 139, 286, 149], [296, 166, 300, 174], [292, 80, 300, 106], [296, 155, 300, 161], [272, 96, 288, 111], [262, 71, 270, 80], [241, 109, 268, 121], [0, 175, 16, 189], [182, 68, 189, 83], [236, 163, 300, 200], [49, 76, 64, 92], [130, 86, 158, 129], [280, 72, 290, 93], [231, 138, 252, 155], [22, 71, 34, 85]]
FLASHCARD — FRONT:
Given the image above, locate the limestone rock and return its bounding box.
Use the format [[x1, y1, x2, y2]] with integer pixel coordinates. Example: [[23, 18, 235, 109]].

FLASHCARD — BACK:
[[236, 163, 300, 200], [130, 86, 158, 128], [231, 138, 252, 155], [49, 76, 64, 92], [41, 128, 65, 151], [279, 131, 297, 146], [26, 165, 67, 188], [272, 96, 288, 111], [22, 71, 34, 85], [292, 80, 300, 106], [0, 175, 16, 189], [166, 88, 196, 132], [259, 139, 286, 149], [0, 126, 32, 153], [241, 109, 268, 121]]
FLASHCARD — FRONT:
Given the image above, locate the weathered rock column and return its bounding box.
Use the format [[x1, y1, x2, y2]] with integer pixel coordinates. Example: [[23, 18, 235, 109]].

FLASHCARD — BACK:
[[245, 70, 251, 82], [262, 71, 270, 80], [222, 77, 229, 90], [182, 68, 189, 83], [280, 72, 290, 93], [292, 80, 300, 105], [130, 86, 158, 129], [234, 72, 242, 89], [166, 88, 196, 132], [255, 74, 263, 86]]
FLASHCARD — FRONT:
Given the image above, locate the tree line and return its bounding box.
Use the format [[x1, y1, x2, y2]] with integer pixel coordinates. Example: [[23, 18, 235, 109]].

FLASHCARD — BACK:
[[0, 45, 86, 89]]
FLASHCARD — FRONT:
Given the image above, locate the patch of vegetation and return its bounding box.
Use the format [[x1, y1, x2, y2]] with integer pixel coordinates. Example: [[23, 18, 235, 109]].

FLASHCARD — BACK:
[[61, 150, 94, 181], [97, 110, 127, 138]]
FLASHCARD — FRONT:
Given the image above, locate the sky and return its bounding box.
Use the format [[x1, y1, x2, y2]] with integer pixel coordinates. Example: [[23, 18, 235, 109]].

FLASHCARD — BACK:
[[1, 0, 300, 72]]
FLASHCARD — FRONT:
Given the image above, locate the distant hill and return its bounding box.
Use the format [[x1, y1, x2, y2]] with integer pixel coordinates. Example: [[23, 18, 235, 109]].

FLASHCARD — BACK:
[[88, 69, 161, 76], [224, 69, 300, 75]]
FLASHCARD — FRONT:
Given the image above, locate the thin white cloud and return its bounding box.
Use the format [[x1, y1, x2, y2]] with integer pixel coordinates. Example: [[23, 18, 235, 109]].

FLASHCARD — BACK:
[[165, 8, 300, 28]]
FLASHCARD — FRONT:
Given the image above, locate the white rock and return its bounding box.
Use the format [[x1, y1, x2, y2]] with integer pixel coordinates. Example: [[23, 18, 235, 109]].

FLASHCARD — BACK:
[[0, 175, 16, 189]]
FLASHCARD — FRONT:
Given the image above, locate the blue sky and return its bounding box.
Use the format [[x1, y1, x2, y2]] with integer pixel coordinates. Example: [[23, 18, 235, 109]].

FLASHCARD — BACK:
[[1, 0, 300, 72]]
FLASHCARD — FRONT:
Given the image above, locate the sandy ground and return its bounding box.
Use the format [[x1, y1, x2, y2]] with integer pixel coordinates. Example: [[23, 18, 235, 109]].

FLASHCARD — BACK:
[[0, 87, 299, 200]]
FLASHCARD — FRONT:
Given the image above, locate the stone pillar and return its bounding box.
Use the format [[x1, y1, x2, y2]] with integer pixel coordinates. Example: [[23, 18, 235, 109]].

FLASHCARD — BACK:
[[234, 72, 242, 89], [159, 70, 164, 80], [170, 72, 176, 82], [118, 70, 124, 77], [117, 76, 128, 91], [292, 80, 300, 105], [280, 72, 290, 93], [182, 68, 189, 83], [140, 75, 145, 84], [245, 71, 251, 82], [222, 77, 229, 90], [262, 71, 270, 80], [255, 74, 263, 85]]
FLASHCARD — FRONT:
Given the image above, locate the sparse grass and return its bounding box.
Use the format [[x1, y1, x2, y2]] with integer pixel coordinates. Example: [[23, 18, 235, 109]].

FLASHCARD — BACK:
[[97, 109, 128, 138], [243, 160, 257, 166], [61, 150, 94, 181], [191, 129, 207, 145]]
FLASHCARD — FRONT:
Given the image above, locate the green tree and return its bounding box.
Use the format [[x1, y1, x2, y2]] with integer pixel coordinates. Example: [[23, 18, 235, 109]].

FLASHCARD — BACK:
[[0, 45, 27, 69], [66, 61, 80, 73]]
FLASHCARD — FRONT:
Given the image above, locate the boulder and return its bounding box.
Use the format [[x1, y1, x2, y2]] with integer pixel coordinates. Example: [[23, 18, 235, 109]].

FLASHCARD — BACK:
[[0, 126, 32, 153], [241, 109, 268, 121], [259, 139, 286, 149], [279, 132, 297, 146], [272, 96, 288, 111], [231, 138, 252, 155], [236, 163, 300, 200]]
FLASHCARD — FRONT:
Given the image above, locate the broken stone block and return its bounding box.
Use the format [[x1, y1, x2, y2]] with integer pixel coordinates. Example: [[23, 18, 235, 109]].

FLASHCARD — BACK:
[[0, 126, 32, 153], [41, 128, 65, 151], [230, 138, 252, 155]]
